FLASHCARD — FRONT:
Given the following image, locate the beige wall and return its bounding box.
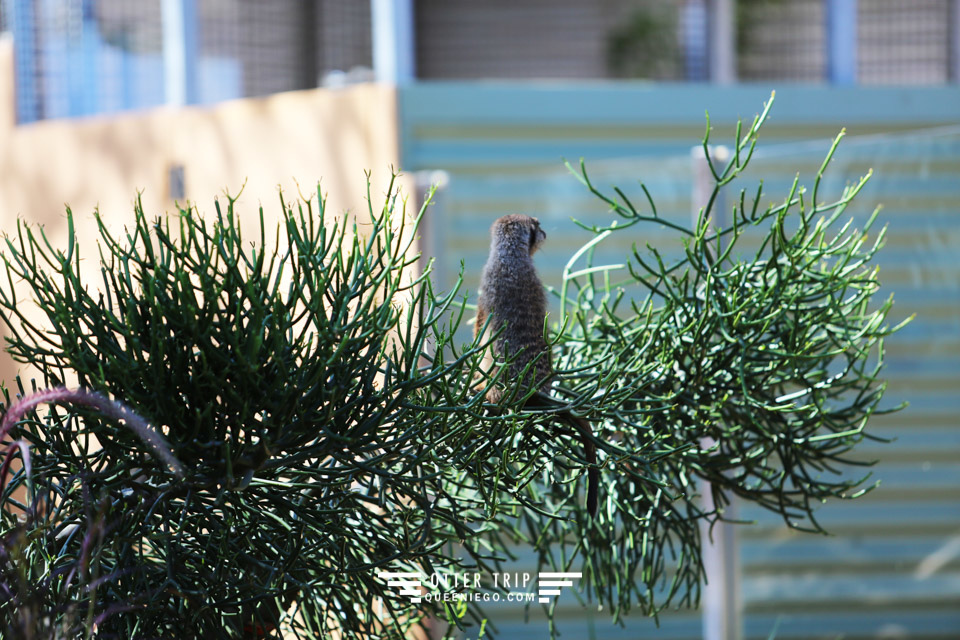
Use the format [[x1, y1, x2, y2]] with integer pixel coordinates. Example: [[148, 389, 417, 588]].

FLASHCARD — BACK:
[[0, 85, 401, 225], [0, 38, 405, 385]]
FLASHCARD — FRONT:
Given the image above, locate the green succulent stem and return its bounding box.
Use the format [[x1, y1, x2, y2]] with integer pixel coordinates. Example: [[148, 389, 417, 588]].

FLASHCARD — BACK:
[[0, 94, 906, 638]]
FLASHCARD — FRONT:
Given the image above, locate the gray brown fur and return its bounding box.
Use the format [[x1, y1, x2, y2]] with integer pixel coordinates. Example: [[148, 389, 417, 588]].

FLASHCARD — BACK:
[[475, 215, 552, 402], [476, 214, 598, 515]]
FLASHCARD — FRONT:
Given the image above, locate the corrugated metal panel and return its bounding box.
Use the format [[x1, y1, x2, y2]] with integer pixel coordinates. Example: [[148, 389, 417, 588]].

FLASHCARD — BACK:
[[400, 84, 960, 638], [732, 129, 960, 640]]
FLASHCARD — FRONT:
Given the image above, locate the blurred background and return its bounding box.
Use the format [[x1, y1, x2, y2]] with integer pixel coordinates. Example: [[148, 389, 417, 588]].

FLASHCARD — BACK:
[[0, 1, 958, 638]]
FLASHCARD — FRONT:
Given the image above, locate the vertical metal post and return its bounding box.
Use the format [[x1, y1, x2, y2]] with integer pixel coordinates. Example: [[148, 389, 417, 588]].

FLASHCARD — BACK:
[[297, 0, 318, 90], [950, 0, 960, 82], [700, 483, 742, 640], [413, 169, 450, 297], [826, 0, 858, 84], [9, 0, 39, 122], [163, 0, 198, 106], [121, 33, 133, 110], [692, 145, 742, 640], [681, 0, 708, 81], [72, 0, 99, 116], [371, 0, 415, 84], [709, 0, 736, 84]]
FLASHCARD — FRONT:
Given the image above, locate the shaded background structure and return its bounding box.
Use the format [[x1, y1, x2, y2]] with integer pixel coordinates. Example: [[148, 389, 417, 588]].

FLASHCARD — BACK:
[[0, 1, 958, 638]]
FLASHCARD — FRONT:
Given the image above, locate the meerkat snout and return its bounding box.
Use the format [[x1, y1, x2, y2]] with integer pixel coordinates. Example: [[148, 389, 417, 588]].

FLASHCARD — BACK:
[[489, 214, 546, 256], [528, 218, 546, 254]]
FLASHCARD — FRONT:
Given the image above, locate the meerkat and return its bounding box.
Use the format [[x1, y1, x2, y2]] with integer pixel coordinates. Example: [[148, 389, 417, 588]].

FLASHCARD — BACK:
[[476, 214, 598, 516]]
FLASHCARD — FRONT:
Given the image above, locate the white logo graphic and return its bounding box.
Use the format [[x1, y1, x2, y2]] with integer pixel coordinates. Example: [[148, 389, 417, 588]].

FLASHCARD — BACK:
[[378, 571, 424, 603], [375, 570, 581, 605], [537, 572, 582, 604]]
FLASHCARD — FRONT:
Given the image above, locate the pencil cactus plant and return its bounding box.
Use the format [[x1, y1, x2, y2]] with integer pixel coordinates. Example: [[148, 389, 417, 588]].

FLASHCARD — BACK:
[[0, 96, 906, 638], [0, 386, 180, 639]]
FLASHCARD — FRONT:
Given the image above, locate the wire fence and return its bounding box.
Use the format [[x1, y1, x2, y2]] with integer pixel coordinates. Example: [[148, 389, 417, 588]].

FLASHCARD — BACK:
[[1, 0, 958, 123], [738, 0, 827, 81], [2, 0, 372, 123], [859, 0, 954, 84], [737, 0, 959, 83]]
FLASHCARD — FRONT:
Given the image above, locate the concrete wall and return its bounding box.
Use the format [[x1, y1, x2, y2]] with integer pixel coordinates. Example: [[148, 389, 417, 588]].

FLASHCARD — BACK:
[[0, 37, 404, 385]]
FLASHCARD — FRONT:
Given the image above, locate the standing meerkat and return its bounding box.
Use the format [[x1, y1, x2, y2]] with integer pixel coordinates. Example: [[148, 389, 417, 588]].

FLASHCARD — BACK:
[[476, 214, 599, 516]]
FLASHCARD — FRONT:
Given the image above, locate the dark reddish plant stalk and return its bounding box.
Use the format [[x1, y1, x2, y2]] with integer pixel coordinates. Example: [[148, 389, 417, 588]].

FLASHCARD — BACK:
[[0, 387, 184, 489]]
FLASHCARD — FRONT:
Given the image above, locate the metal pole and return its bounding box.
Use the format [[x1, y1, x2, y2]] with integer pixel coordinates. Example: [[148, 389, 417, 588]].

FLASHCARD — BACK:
[[826, 0, 858, 85], [162, 0, 199, 106], [950, 0, 960, 82], [413, 170, 450, 300], [9, 0, 39, 122], [371, 0, 415, 84], [692, 145, 742, 640], [77, 0, 99, 116], [700, 482, 742, 640], [709, 0, 736, 84], [297, 1, 318, 90]]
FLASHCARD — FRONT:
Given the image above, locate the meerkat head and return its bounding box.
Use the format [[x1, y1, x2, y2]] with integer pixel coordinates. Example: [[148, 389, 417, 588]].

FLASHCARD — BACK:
[[491, 214, 546, 256]]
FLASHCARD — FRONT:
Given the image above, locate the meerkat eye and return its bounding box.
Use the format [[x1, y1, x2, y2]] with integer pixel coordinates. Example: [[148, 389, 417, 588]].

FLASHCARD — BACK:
[[529, 226, 538, 247]]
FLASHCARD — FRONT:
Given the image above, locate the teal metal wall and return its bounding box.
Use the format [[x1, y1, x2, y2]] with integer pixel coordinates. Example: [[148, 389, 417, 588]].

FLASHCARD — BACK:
[[399, 84, 960, 639]]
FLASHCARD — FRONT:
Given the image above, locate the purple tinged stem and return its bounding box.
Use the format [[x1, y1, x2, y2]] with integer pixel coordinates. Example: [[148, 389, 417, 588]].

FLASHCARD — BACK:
[[0, 387, 184, 480]]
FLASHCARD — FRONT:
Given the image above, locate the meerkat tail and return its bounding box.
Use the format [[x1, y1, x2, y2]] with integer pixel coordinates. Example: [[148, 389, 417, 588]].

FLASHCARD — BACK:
[[565, 414, 598, 516], [586, 439, 598, 517]]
